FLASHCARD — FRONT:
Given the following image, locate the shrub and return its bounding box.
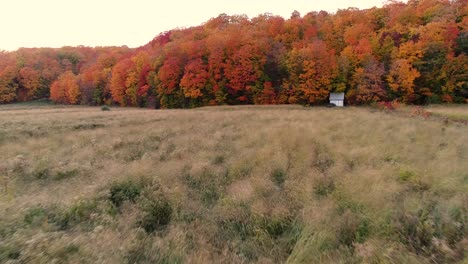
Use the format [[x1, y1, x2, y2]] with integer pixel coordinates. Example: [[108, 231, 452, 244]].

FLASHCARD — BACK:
[[336, 211, 370, 247], [217, 213, 301, 261], [125, 144, 145, 161], [398, 169, 415, 182], [183, 169, 225, 206], [159, 143, 176, 161], [257, 216, 294, 239], [54, 169, 79, 180], [446, 206, 466, 246], [394, 211, 434, 253], [73, 123, 105, 130], [334, 193, 365, 214], [410, 106, 431, 119], [109, 180, 143, 208], [213, 155, 225, 165], [314, 176, 335, 197], [219, 218, 254, 241], [24, 206, 48, 226], [138, 196, 173, 233], [201, 185, 220, 206], [391, 202, 466, 262], [236, 240, 263, 261], [23, 201, 106, 231], [0, 244, 21, 260], [429, 95, 442, 104], [101, 105, 110, 111], [53, 244, 80, 261], [377, 100, 400, 111], [58, 200, 99, 230], [284, 220, 303, 254], [33, 166, 50, 180], [125, 239, 183, 264], [313, 144, 335, 173], [23, 204, 66, 230], [230, 160, 254, 179], [397, 169, 430, 191], [271, 168, 286, 187]]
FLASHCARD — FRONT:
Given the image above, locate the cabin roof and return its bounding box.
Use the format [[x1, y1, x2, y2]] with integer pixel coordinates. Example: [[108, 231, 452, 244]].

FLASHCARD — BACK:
[[330, 93, 345, 100]]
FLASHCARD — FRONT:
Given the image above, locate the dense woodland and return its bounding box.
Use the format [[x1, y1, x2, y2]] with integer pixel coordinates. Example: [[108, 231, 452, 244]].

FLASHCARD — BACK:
[[0, 0, 467, 107]]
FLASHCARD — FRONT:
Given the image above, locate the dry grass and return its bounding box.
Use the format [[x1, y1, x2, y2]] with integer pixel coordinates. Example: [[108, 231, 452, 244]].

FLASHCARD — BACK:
[[0, 104, 467, 263], [426, 105, 468, 121]]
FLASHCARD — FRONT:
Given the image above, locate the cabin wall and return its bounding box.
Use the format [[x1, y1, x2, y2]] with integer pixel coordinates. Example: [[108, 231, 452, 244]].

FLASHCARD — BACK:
[[330, 100, 344, 107]]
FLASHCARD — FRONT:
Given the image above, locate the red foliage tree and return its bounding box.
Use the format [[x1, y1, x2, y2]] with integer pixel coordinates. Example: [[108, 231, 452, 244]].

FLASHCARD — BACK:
[[180, 58, 209, 99], [348, 58, 387, 104], [1, 1, 466, 107]]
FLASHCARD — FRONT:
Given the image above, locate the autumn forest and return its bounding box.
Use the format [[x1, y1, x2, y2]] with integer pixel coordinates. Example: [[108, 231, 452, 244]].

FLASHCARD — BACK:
[[0, 0, 467, 108]]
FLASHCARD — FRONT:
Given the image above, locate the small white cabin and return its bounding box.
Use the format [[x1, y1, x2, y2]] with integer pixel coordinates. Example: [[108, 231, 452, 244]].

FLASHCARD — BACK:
[[329, 93, 344, 107]]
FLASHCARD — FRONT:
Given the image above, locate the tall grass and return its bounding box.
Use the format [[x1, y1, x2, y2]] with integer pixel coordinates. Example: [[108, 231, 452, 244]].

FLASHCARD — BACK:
[[0, 104, 466, 263]]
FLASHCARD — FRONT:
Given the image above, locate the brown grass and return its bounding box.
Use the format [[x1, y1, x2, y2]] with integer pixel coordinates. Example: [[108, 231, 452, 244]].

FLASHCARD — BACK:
[[426, 105, 468, 121], [0, 104, 467, 263]]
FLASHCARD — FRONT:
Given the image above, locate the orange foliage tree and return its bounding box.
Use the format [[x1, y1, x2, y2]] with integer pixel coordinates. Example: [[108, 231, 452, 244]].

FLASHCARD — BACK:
[[18, 67, 42, 101], [50, 71, 80, 104], [284, 41, 338, 104], [0, 66, 18, 103], [387, 59, 421, 102], [1, 1, 467, 106]]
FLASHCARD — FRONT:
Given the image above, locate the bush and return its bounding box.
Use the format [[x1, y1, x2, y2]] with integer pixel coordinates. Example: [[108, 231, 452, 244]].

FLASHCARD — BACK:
[[138, 197, 173, 233], [183, 169, 225, 206], [377, 100, 400, 111], [217, 212, 301, 261], [336, 211, 370, 247], [410, 106, 431, 119], [257, 216, 294, 239], [101, 105, 110, 111], [213, 155, 225, 165], [220, 218, 254, 241], [58, 200, 99, 230], [73, 123, 105, 130], [394, 211, 434, 253], [24, 206, 48, 226], [53, 244, 80, 261], [23, 201, 100, 231], [0, 244, 21, 260], [446, 206, 466, 246], [109, 180, 143, 208], [313, 144, 335, 173], [398, 169, 415, 182], [33, 166, 50, 180], [54, 169, 79, 180], [391, 203, 466, 262], [397, 169, 430, 191], [314, 176, 335, 197], [125, 238, 183, 264], [428, 95, 442, 104], [201, 185, 220, 206], [271, 168, 286, 187]]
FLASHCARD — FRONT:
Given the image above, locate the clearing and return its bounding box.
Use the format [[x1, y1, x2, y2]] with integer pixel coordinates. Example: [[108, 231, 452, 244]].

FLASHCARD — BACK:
[[0, 104, 467, 263]]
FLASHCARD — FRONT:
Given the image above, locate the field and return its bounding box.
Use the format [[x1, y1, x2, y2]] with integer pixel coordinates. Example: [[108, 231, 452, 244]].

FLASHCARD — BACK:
[[426, 105, 468, 122], [0, 104, 467, 263]]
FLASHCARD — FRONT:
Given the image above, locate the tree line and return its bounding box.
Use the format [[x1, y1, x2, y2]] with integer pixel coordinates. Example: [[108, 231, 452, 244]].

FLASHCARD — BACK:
[[0, 0, 466, 107]]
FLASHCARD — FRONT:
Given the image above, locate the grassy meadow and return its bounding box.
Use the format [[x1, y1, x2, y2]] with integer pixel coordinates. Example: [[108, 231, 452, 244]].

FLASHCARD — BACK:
[[0, 103, 467, 263]]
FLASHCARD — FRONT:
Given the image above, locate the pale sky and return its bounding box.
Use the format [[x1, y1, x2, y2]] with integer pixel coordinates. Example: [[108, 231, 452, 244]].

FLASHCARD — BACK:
[[0, 0, 387, 51]]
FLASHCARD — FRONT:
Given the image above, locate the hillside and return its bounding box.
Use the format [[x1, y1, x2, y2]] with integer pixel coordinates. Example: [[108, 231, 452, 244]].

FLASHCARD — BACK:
[[1, 0, 467, 107], [0, 104, 467, 263]]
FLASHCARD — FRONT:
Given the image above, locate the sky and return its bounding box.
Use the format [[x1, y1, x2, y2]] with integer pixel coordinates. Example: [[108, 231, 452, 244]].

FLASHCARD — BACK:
[[0, 0, 387, 51]]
